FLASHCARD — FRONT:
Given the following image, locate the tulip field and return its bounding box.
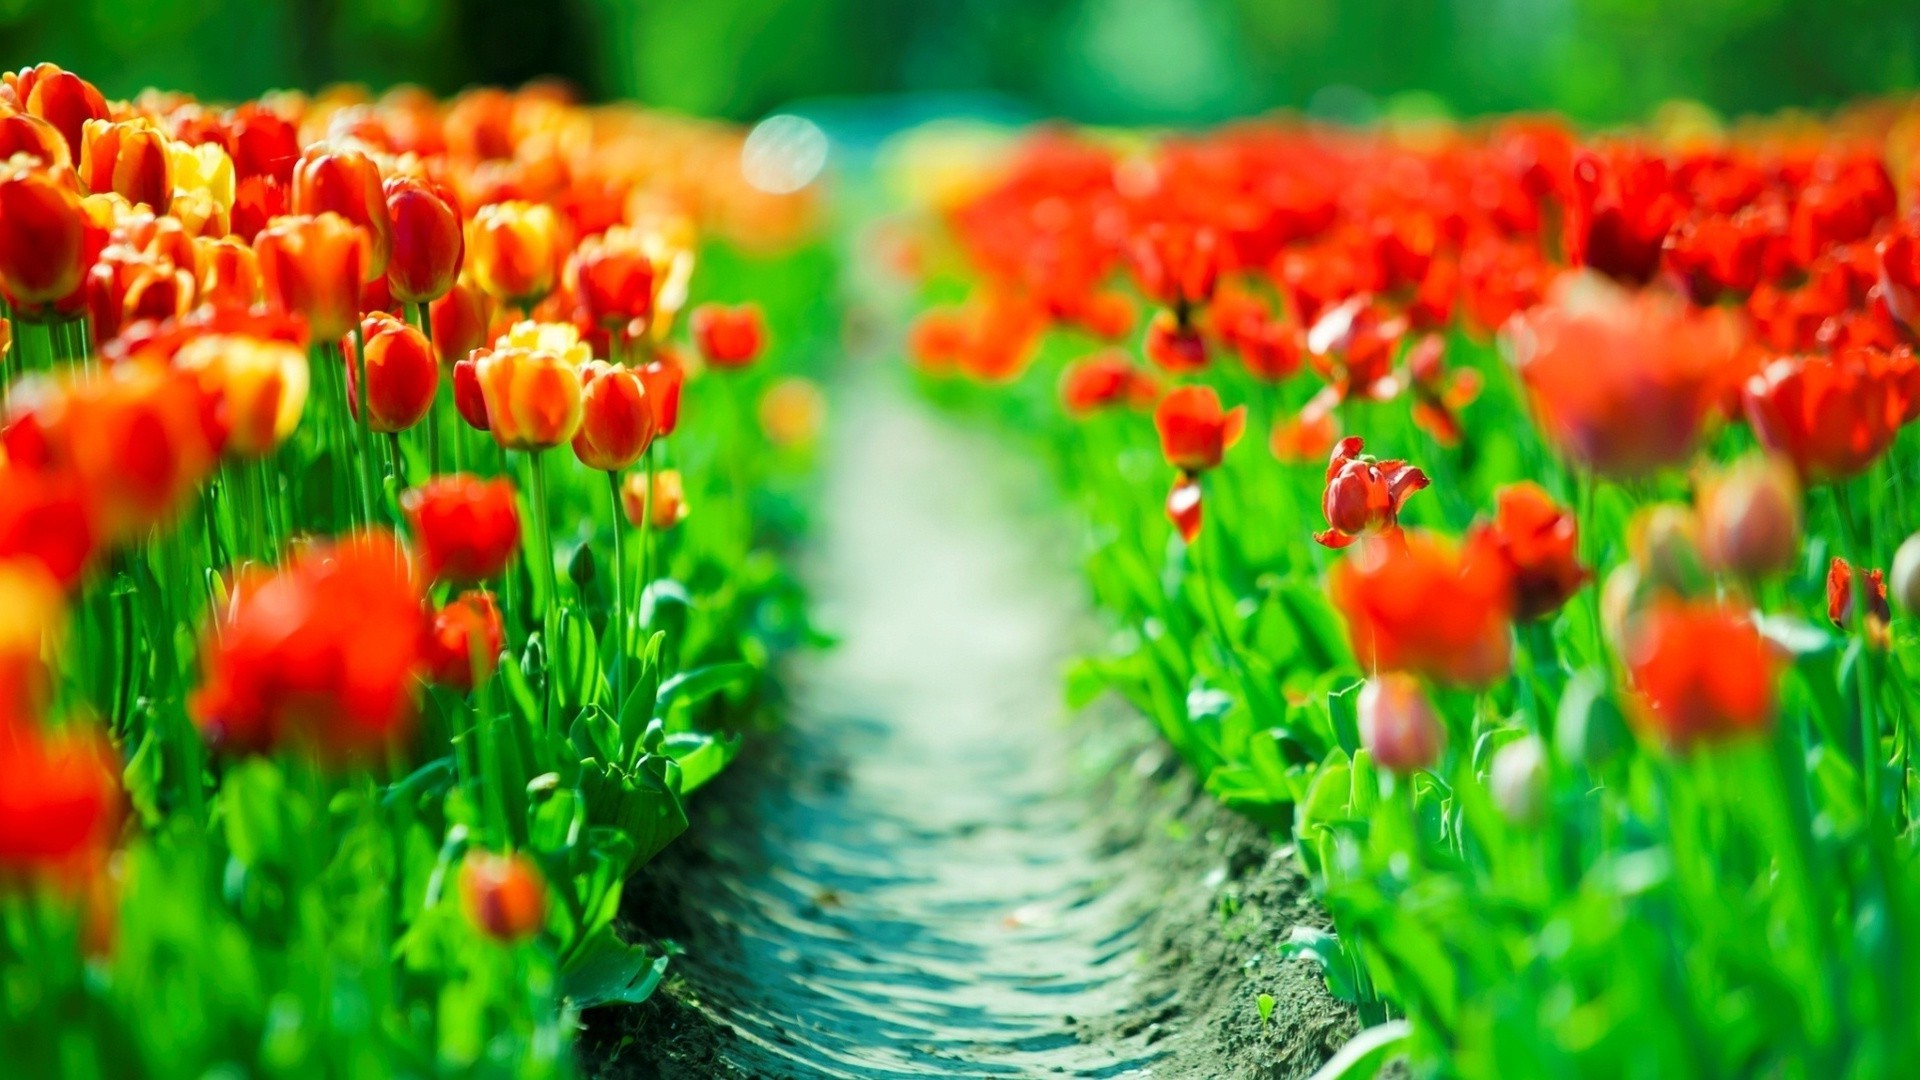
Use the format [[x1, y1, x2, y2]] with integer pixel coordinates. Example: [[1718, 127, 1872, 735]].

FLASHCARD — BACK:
[[7, 55, 1920, 1080]]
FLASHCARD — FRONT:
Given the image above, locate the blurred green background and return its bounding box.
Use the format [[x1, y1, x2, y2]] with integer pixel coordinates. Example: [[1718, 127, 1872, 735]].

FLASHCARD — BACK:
[[1, 0, 1914, 125]]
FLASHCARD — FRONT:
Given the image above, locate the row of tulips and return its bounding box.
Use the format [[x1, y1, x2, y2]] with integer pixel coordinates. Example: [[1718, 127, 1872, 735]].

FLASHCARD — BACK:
[[903, 101, 1920, 1076], [0, 64, 828, 1076]]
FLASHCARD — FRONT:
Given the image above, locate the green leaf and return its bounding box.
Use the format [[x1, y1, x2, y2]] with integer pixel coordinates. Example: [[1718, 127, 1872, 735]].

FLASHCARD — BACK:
[[663, 730, 743, 794], [653, 662, 756, 722], [558, 928, 669, 1010], [1306, 1020, 1412, 1080]]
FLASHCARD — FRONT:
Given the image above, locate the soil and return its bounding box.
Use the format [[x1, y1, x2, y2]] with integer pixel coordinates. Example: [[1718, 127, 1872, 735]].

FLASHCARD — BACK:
[[577, 362, 1355, 1078]]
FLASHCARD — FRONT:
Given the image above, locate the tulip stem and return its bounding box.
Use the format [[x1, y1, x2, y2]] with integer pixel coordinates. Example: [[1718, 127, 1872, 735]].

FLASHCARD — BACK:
[[348, 329, 379, 528], [387, 432, 409, 491], [528, 449, 560, 652], [414, 302, 442, 477], [1835, 483, 1884, 815], [608, 469, 627, 715], [638, 441, 658, 639]]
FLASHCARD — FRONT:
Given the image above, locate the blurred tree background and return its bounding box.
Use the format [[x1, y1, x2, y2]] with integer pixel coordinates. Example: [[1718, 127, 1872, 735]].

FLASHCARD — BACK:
[[1, 0, 1914, 124]]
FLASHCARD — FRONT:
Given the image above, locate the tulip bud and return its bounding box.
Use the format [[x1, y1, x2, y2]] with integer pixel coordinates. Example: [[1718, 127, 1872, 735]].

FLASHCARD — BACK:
[[459, 851, 548, 942], [690, 302, 766, 369], [79, 119, 172, 212], [400, 474, 521, 583], [635, 350, 687, 437], [345, 312, 438, 433], [1166, 475, 1202, 543], [469, 200, 562, 304], [0, 166, 91, 306], [621, 469, 688, 531], [571, 361, 654, 471], [1698, 456, 1801, 579], [1891, 534, 1920, 617], [384, 176, 463, 304], [255, 212, 368, 341], [423, 591, 504, 691], [1490, 737, 1547, 825], [1357, 673, 1446, 774], [292, 146, 391, 280], [1628, 504, 1707, 595]]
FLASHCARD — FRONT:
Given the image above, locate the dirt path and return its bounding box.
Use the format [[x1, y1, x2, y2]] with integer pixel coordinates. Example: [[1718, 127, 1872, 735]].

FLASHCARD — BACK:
[[592, 356, 1354, 1079]]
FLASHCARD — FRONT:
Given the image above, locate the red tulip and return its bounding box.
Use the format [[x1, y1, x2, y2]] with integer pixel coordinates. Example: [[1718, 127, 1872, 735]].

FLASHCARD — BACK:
[[0, 110, 71, 169], [85, 244, 195, 346], [1314, 436, 1429, 550], [460, 851, 548, 942], [78, 119, 172, 212], [567, 230, 655, 328], [637, 350, 686, 437], [401, 474, 522, 584], [1144, 310, 1209, 374], [190, 531, 427, 760], [1565, 145, 1679, 286], [292, 146, 392, 281], [452, 356, 490, 432], [1060, 352, 1158, 416], [384, 176, 464, 304], [0, 165, 90, 307], [255, 212, 369, 341], [1827, 556, 1891, 636], [0, 713, 121, 886], [690, 302, 766, 369], [1476, 482, 1587, 620], [1626, 598, 1778, 749], [572, 361, 655, 471], [0, 467, 98, 589], [344, 312, 439, 434], [430, 279, 493, 367], [422, 591, 504, 691], [1153, 386, 1245, 473], [1744, 346, 1920, 482], [1332, 530, 1514, 688], [195, 235, 263, 309], [1166, 474, 1202, 543], [1511, 274, 1743, 478]]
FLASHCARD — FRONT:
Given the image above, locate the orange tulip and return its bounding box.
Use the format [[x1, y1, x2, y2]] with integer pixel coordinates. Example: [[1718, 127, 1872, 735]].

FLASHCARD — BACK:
[[345, 312, 438, 434], [78, 119, 172, 212], [690, 302, 766, 369], [255, 212, 368, 341], [422, 591, 504, 691], [1476, 482, 1588, 620], [571, 361, 654, 471], [5, 63, 108, 163], [384, 176, 463, 304], [0, 165, 90, 307], [567, 228, 655, 328], [759, 377, 826, 448], [1315, 436, 1429, 550], [1743, 346, 1920, 482], [1625, 597, 1778, 749], [171, 333, 309, 458], [468, 200, 562, 304], [621, 468, 688, 531], [0, 110, 70, 169], [1153, 386, 1245, 473], [1510, 274, 1743, 478], [471, 323, 585, 450], [1332, 530, 1514, 688], [460, 851, 548, 942], [292, 146, 391, 280]]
